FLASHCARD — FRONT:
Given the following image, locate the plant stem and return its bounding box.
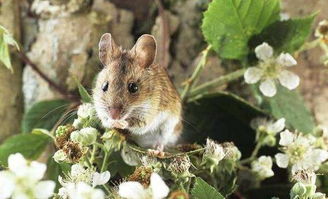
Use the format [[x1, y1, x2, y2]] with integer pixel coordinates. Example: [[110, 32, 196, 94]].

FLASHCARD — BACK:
[[239, 141, 262, 165], [180, 45, 212, 102], [188, 68, 245, 101], [101, 151, 109, 172], [90, 144, 98, 164]]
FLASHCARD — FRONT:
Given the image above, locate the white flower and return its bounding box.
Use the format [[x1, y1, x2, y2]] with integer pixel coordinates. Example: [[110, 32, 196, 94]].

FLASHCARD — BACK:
[[77, 103, 96, 119], [251, 156, 274, 179], [251, 118, 285, 146], [70, 127, 98, 146], [58, 164, 110, 199], [66, 182, 105, 199], [73, 118, 83, 129], [244, 42, 300, 97], [118, 173, 169, 199], [0, 153, 55, 199], [313, 192, 327, 199], [92, 171, 110, 187], [275, 131, 328, 174]]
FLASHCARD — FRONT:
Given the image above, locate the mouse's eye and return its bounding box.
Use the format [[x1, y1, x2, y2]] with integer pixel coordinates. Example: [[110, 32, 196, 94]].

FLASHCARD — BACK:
[[101, 81, 109, 92], [128, 82, 138, 94]]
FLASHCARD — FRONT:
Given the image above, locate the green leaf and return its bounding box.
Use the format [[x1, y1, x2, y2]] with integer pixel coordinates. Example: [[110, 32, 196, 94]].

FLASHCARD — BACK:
[[184, 92, 266, 156], [77, 81, 92, 103], [0, 25, 20, 72], [22, 99, 71, 133], [250, 15, 315, 53], [202, 0, 280, 60], [263, 86, 315, 134], [0, 134, 50, 166], [46, 157, 71, 192], [191, 177, 225, 199]]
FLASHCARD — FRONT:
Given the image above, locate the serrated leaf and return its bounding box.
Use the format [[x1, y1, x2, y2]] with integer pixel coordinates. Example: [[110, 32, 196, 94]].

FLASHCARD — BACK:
[[0, 134, 50, 166], [191, 177, 225, 199], [263, 86, 315, 134], [22, 99, 71, 133], [77, 81, 92, 103], [250, 15, 315, 53], [202, 0, 280, 60]]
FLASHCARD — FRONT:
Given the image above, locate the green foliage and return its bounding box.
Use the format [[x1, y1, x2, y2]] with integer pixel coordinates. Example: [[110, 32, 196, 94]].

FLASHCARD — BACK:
[[263, 86, 315, 134], [191, 177, 225, 199], [77, 81, 92, 103], [0, 25, 19, 72], [250, 15, 316, 53], [46, 157, 71, 191], [202, 0, 280, 60], [22, 99, 71, 133], [0, 134, 50, 166], [184, 92, 266, 156]]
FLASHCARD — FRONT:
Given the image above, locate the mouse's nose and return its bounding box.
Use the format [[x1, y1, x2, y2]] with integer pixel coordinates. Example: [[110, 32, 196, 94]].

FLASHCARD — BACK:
[[108, 106, 122, 120]]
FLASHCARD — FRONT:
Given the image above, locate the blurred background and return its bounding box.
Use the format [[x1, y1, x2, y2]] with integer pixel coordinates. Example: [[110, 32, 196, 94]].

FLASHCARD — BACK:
[[0, 0, 327, 142]]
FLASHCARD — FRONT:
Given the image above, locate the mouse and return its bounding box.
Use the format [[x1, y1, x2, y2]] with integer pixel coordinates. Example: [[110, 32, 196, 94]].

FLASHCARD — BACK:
[[93, 33, 182, 151]]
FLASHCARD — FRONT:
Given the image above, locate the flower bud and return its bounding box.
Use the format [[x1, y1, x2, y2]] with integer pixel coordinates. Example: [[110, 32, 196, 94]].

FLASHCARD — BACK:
[[102, 129, 126, 151], [167, 156, 192, 181], [77, 103, 96, 119], [263, 135, 276, 147], [53, 150, 69, 163], [55, 125, 75, 137], [315, 20, 328, 39], [70, 127, 98, 146], [223, 142, 241, 161], [290, 182, 307, 198], [313, 192, 326, 199], [73, 118, 83, 129]]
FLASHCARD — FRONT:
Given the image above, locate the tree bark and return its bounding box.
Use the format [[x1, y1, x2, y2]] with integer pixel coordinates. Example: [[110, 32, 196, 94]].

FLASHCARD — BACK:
[[0, 0, 23, 141]]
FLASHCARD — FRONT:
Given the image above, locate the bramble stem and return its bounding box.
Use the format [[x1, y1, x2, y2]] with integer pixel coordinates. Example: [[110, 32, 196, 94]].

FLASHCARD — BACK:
[[239, 141, 262, 165], [187, 68, 245, 102], [101, 151, 109, 172], [181, 45, 212, 102]]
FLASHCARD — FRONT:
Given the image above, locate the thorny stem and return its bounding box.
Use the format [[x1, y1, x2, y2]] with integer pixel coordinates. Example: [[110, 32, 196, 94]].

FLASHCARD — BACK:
[[18, 51, 78, 101], [181, 45, 212, 102], [188, 68, 246, 101]]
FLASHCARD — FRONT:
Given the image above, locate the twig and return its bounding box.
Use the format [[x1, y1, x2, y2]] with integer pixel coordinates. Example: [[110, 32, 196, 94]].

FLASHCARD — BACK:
[[180, 45, 212, 102], [155, 0, 170, 68], [18, 51, 78, 101], [188, 68, 246, 99]]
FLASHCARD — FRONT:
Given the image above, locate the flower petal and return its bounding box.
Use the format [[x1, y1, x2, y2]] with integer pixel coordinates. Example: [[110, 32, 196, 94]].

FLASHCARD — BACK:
[[150, 173, 170, 199], [255, 42, 273, 61], [30, 161, 47, 180], [267, 118, 285, 134], [92, 171, 110, 187], [118, 182, 145, 199], [279, 130, 295, 146], [0, 171, 15, 199], [277, 53, 297, 67], [278, 70, 300, 90], [259, 79, 277, 97], [244, 67, 263, 84], [8, 153, 27, 175], [35, 180, 56, 199], [275, 153, 289, 168]]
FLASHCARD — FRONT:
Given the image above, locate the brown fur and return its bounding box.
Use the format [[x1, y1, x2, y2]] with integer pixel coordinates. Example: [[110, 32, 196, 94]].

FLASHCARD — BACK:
[[93, 34, 182, 132]]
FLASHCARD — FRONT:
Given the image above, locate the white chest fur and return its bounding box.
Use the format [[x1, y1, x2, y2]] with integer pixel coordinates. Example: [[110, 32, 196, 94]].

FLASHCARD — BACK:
[[128, 112, 180, 148]]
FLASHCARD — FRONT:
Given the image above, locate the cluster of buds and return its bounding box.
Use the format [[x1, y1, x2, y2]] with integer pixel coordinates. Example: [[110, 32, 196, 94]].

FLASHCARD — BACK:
[[53, 124, 91, 163], [202, 139, 241, 172], [290, 170, 326, 199], [72, 103, 100, 129]]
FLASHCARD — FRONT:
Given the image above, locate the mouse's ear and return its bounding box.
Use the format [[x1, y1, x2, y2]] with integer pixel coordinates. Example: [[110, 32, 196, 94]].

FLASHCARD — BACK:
[[99, 33, 120, 66], [131, 34, 157, 68]]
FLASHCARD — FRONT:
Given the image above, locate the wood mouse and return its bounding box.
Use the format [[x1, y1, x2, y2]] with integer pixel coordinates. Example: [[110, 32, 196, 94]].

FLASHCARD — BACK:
[[93, 33, 182, 151]]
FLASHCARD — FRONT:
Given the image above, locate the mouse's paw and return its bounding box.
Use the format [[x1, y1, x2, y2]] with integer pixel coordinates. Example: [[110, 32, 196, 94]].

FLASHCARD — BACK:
[[112, 120, 128, 129], [147, 144, 165, 158]]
